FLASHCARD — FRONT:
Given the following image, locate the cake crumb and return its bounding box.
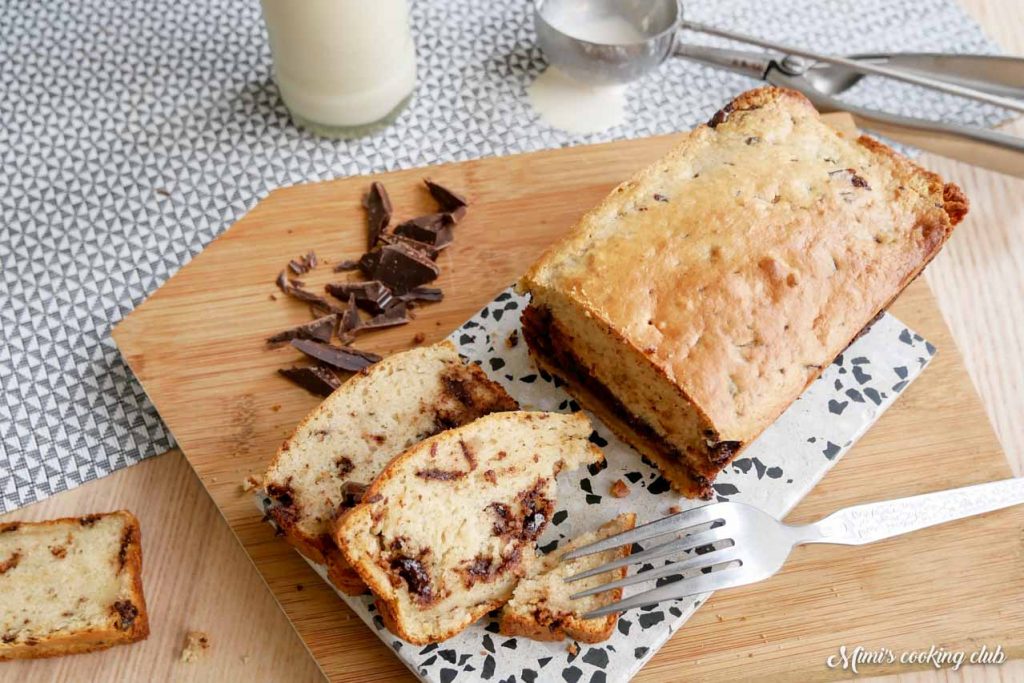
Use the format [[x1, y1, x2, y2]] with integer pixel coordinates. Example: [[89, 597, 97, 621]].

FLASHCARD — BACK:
[[296, 584, 304, 591], [180, 631, 210, 663], [668, 505, 682, 515], [412, 332, 426, 345], [241, 474, 263, 493], [241, 654, 251, 664], [610, 479, 630, 498], [271, 404, 281, 412], [566, 641, 579, 656], [506, 329, 519, 348], [269, 294, 277, 301]]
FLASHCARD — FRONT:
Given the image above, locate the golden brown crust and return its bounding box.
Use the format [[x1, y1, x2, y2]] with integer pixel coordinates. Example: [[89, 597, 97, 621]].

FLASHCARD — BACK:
[[526, 344, 712, 499], [0, 511, 149, 661], [519, 86, 967, 495]]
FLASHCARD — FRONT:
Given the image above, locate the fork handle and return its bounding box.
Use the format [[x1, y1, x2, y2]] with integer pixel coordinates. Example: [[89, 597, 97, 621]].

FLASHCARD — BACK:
[[792, 478, 1024, 546]]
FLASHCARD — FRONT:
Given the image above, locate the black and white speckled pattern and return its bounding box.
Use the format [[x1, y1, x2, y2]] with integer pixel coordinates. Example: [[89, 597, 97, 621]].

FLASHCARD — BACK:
[[285, 286, 935, 683]]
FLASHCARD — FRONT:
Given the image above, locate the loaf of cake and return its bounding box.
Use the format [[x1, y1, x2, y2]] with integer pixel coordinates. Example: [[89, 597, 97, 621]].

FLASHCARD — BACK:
[[0, 511, 149, 660], [262, 340, 517, 593], [499, 512, 635, 643], [334, 411, 603, 644], [518, 87, 968, 498]]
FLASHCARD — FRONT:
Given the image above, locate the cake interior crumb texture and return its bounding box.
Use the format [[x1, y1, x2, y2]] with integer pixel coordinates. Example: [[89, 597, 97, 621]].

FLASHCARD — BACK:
[[335, 410, 603, 645], [519, 86, 967, 497], [499, 512, 636, 643], [262, 340, 517, 593], [0, 511, 149, 660]]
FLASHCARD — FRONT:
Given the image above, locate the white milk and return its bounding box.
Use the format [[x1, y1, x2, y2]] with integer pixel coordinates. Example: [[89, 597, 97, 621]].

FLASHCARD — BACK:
[[528, 67, 628, 134], [260, 0, 417, 136], [528, 3, 646, 134], [540, 2, 649, 45]]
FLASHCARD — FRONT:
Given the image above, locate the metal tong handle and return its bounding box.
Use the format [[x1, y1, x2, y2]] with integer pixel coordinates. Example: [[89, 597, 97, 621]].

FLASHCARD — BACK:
[[681, 20, 1024, 114], [768, 69, 1024, 153]]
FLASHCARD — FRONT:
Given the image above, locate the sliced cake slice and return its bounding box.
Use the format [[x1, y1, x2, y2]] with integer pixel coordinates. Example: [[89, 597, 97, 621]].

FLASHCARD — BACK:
[[262, 340, 517, 594], [499, 512, 636, 643], [0, 511, 149, 660], [334, 411, 604, 645]]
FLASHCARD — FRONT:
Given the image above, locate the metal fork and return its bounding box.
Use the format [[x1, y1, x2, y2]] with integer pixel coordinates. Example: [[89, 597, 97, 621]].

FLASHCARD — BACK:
[[564, 478, 1024, 619]]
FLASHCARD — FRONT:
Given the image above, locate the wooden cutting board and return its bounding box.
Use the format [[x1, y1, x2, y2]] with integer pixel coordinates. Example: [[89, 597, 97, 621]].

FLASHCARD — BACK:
[[112, 114, 1024, 682]]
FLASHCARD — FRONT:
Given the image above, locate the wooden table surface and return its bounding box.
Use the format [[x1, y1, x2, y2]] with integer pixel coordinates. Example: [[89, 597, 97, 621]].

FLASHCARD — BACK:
[[1, 1, 1020, 681]]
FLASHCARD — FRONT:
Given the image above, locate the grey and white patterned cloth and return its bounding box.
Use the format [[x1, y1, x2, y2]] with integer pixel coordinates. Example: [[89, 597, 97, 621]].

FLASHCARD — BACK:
[[0, 0, 1007, 512]]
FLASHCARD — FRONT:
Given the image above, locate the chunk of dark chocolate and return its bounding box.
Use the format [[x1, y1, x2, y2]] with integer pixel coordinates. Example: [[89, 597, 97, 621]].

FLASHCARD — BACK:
[[337, 294, 362, 342], [358, 243, 439, 294], [380, 232, 441, 260], [424, 178, 468, 220], [364, 181, 393, 248], [275, 271, 331, 307], [361, 301, 410, 330], [393, 213, 455, 249], [266, 314, 337, 347], [290, 338, 382, 372], [278, 365, 341, 397], [332, 259, 360, 272], [397, 286, 444, 304], [325, 280, 394, 314]]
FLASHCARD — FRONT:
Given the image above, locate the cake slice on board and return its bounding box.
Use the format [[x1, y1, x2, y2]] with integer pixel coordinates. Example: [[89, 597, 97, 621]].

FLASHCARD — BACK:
[[499, 512, 636, 643], [334, 410, 604, 645], [0, 511, 149, 660], [262, 340, 517, 593]]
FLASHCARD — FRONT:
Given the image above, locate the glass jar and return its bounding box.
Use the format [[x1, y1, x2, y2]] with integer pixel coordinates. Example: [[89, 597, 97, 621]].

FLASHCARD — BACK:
[[260, 0, 417, 138]]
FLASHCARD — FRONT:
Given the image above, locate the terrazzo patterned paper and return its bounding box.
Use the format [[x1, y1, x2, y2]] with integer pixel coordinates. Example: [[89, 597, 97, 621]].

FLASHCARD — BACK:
[[0, 0, 1005, 512], [261, 287, 935, 683]]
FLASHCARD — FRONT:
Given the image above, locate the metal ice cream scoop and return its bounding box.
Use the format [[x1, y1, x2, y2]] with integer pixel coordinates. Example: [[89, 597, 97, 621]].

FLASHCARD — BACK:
[[534, 0, 1024, 170]]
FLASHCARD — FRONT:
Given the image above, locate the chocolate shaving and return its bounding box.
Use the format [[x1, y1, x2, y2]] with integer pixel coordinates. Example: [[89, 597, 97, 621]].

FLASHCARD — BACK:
[[266, 314, 337, 347], [275, 271, 330, 307], [380, 232, 441, 260], [393, 213, 455, 250], [332, 259, 360, 272], [364, 181, 393, 248], [290, 338, 382, 371], [337, 294, 362, 341], [361, 301, 410, 330], [424, 178, 468, 220], [358, 243, 439, 294], [278, 365, 341, 396], [325, 280, 394, 314], [287, 251, 318, 276], [397, 286, 444, 304]]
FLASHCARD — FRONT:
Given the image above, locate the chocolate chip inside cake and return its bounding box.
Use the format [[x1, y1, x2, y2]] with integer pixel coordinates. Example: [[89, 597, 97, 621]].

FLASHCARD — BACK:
[[334, 411, 604, 644], [499, 512, 636, 643], [0, 511, 149, 660], [262, 340, 518, 593]]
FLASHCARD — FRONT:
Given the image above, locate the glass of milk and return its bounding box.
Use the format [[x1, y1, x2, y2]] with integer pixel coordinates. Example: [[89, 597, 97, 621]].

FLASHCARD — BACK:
[[260, 0, 417, 138]]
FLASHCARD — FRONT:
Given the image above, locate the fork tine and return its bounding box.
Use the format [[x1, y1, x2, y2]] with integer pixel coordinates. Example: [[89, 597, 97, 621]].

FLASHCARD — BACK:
[[561, 503, 729, 561], [569, 545, 742, 599], [581, 564, 751, 619], [564, 526, 732, 583]]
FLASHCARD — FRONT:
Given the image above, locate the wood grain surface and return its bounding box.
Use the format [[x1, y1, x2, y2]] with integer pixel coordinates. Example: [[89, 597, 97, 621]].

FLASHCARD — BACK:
[[109, 112, 1024, 682], [0, 449, 324, 682], [5, 1, 1020, 680]]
